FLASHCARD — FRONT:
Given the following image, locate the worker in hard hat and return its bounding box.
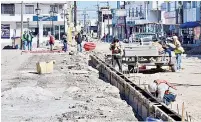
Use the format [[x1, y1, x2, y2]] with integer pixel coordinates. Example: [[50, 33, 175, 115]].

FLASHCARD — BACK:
[[146, 79, 177, 106], [110, 38, 122, 72]]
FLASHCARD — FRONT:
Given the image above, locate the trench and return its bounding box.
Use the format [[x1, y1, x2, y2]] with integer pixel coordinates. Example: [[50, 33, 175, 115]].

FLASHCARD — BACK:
[[89, 54, 182, 122]]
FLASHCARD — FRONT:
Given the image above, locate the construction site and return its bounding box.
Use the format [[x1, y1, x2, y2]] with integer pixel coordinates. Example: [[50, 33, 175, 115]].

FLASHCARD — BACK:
[[1, 40, 201, 122]]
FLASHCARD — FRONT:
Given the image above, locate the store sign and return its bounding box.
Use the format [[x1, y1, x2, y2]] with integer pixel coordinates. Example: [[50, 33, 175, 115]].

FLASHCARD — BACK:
[[33, 16, 57, 21], [164, 11, 176, 19], [194, 26, 201, 40], [127, 21, 135, 26], [115, 9, 126, 17], [1, 24, 10, 39], [165, 18, 176, 25]]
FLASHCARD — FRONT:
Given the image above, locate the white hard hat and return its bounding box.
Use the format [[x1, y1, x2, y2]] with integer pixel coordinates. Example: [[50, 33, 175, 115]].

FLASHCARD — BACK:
[[148, 83, 157, 93]]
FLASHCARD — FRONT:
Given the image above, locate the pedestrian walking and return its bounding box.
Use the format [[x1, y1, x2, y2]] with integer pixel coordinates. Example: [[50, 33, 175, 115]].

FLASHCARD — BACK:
[[62, 34, 68, 52], [109, 38, 122, 72], [27, 31, 33, 51], [75, 32, 82, 52], [49, 33, 55, 51], [173, 36, 184, 71], [22, 31, 28, 50]]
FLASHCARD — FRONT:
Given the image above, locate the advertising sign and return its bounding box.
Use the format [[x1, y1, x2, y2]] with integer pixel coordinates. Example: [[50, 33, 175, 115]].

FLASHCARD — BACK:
[[1, 24, 10, 39], [33, 16, 57, 21], [194, 26, 201, 40], [115, 9, 127, 17]]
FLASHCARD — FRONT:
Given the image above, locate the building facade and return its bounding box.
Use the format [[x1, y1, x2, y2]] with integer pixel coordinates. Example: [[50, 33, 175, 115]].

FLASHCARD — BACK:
[[1, 2, 72, 45], [112, 1, 164, 40], [98, 7, 112, 39], [162, 1, 201, 43]]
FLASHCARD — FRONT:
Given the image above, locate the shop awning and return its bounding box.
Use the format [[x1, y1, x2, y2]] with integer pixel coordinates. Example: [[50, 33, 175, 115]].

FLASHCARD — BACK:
[[180, 22, 200, 28]]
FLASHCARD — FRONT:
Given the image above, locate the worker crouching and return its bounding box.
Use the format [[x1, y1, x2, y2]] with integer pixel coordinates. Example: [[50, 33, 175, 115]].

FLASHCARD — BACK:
[[146, 79, 177, 106], [110, 38, 122, 72]]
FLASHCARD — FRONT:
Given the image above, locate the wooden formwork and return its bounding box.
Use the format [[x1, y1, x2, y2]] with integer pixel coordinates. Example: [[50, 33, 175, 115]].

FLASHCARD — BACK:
[[89, 55, 182, 122]]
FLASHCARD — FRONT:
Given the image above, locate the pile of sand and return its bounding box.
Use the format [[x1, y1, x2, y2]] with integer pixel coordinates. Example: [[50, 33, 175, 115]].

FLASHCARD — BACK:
[[2, 87, 54, 101]]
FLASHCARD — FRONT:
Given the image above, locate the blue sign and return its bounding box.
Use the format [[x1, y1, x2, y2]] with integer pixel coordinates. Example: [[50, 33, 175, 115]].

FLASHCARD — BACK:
[[1, 24, 10, 39], [127, 21, 135, 26], [33, 16, 57, 21]]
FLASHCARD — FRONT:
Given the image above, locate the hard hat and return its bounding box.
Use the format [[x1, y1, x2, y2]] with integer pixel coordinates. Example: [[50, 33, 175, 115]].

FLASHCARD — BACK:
[[148, 83, 157, 93]]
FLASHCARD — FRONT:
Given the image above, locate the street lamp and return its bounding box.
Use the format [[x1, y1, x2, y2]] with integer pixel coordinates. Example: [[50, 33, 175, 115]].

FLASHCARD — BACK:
[[50, 10, 57, 35], [27, 18, 30, 30], [60, 9, 69, 35], [49, 10, 54, 35], [35, 3, 41, 48]]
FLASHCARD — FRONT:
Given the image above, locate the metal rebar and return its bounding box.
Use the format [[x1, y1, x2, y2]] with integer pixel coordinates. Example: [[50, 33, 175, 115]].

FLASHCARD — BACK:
[[177, 104, 179, 114]]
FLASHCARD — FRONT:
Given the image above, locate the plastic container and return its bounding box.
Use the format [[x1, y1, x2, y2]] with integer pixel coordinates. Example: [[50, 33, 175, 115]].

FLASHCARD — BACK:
[[84, 42, 96, 51]]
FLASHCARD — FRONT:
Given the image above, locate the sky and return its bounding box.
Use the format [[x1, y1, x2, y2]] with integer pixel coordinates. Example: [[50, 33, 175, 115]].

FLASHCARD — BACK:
[[77, 1, 117, 21]]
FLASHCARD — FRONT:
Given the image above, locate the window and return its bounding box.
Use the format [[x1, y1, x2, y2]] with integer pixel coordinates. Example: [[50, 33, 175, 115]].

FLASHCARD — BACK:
[[132, 8, 134, 17], [1, 4, 15, 14], [25, 5, 34, 14], [167, 2, 170, 12], [129, 8, 131, 17], [192, 1, 197, 8], [50, 5, 58, 13], [135, 7, 138, 17]]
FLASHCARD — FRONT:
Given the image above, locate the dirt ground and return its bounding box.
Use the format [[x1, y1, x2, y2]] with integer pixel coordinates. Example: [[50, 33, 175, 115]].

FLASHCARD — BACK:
[[2, 41, 201, 121], [1, 48, 137, 122], [95, 42, 201, 121]]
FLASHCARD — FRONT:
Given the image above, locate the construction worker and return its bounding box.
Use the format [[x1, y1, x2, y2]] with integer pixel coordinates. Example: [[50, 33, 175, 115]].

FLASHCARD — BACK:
[[75, 32, 82, 52], [146, 79, 177, 106], [48, 32, 55, 51], [110, 38, 122, 72], [27, 31, 34, 51], [22, 30, 28, 50], [62, 34, 67, 52], [173, 36, 184, 71]]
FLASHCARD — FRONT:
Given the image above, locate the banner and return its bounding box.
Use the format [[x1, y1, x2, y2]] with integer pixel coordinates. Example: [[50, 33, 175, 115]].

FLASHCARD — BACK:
[[33, 16, 57, 21], [194, 26, 201, 40], [1, 24, 10, 39]]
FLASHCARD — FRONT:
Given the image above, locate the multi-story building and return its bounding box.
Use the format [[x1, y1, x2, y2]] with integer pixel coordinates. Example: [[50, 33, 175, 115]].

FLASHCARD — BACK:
[[98, 7, 112, 39], [1, 1, 73, 46], [162, 1, 201, 44], [112, 1, 163, 40]]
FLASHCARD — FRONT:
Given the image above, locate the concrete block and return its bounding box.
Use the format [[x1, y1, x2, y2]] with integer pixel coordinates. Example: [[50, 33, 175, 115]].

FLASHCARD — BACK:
[[142, 105, 148, 120], [36, 60, 55, 74], [124, 84, 130, 101], [133, 96, 138, 112]]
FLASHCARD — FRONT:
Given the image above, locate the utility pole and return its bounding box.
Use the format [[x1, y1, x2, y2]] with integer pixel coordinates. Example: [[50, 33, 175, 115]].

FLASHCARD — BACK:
[[74, 1, 77, 29], [107, 1, 110, 42], [20, 1, 23, 50], [95, 2, 100, 38], [82, 9, 88, 33], [156, 1, 159, 36], [124, 1, 127, 39]]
